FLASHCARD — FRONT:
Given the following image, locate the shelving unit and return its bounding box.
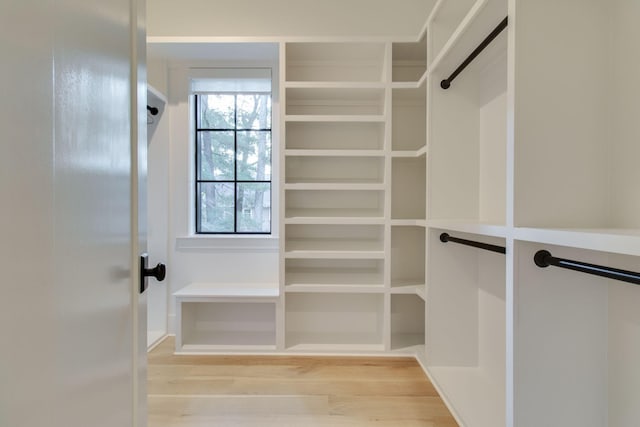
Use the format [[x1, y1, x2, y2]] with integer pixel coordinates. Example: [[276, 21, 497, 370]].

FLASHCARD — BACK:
[[424, 0, 640, 426], [280, 37, 428, 354]]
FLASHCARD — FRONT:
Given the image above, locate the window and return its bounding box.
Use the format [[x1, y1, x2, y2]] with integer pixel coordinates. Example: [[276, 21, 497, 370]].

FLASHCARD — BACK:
[[193, 70, 272, 234]]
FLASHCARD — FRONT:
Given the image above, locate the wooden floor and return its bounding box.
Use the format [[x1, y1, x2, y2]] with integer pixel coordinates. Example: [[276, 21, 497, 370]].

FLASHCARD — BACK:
[[148, 337, 458, 427]]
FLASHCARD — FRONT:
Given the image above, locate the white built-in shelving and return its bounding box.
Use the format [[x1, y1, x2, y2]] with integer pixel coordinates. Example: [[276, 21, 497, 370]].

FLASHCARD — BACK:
[[163, 2, 640, 423], [424, 0, 640, 426], [281, 34, 428, 353]]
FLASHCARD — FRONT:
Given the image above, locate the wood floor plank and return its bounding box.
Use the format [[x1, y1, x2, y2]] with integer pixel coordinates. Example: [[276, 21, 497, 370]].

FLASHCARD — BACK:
[[148, 337, 458, 427]]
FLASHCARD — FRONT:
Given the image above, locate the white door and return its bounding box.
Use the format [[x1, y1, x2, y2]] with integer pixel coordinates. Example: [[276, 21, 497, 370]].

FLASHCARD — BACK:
[[0, 1, 145, 426]]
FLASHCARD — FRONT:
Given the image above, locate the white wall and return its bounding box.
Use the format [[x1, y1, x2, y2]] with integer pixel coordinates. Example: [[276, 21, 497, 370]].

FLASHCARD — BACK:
[[148, 44, 281, 333], [147, 0, 435, 39]]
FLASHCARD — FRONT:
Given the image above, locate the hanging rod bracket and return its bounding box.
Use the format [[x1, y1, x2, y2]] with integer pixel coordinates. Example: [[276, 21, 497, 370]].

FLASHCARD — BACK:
[[534, 250, 640, 286], [533, 249, 552, 268]]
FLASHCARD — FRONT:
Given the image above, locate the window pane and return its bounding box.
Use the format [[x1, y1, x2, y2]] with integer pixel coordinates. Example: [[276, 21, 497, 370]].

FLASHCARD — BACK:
[[236, 94, 271, 129], [197, 131, 234, 181], [236, 131, 272, 181], [236, 183, 271, 233], [198, 94, 234, 129], [198, 182, 234, 232]]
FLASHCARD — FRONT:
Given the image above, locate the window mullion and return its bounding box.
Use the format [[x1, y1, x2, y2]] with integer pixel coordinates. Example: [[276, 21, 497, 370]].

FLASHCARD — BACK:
[[234, 93, 238, 234]]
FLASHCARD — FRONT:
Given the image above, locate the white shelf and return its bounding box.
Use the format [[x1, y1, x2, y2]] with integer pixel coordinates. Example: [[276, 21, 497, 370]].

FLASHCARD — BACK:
[[390, 283, 426, 297], [284, 183, 385, 191], [285, 237, 383, 253], [427, 220, 508, 238], [285, 284, 385, 294], [284, 217, 385, 226], [391, 71, 427, 89], [285, 114, 385, 122], [174, 282, 280, 299], [284, 81, 386, 89], [285, 250, 385, 260], [514, 228, 640, 257], [390, 219, 427, 227], [391, 334, 425, 352], [391, 146, 427, 158], [285, 209, 384, 220], [285, 149, 385, 157]]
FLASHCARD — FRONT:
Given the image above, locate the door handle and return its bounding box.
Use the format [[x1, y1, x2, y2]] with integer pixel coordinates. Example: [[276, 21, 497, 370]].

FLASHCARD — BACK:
[[140, 254, 166, 294]]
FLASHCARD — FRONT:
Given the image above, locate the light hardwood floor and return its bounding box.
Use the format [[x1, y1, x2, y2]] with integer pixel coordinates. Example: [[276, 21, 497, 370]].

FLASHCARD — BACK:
[[148, 337, 458, 427]]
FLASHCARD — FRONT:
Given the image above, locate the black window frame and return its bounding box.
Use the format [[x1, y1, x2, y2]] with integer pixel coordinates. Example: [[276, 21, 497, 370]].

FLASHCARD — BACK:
[[194, 92, 272, 235]]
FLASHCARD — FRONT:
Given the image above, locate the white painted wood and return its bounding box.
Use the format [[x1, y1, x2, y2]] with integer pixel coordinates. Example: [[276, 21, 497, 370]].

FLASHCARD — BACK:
[[285, 156, 384, 185], [146, 83, 169, 354], [175, 282, 280, 299], [428, 0, 485, 69], [285, 149, 385, 157], [285, 258, 384, 288], [390, 226, 426, 289], [427, 220, 508, 238], [426, 229, 506, 427], [392, 87, 427, 151], [285, 190, 385, 220], [514, 242, 608, 427], [0, 1, 140, 426], [392, 34, 427, 82], [285, 293, 385, 350], [285, 87, 385, 116], [284, 114, 386, 123], [390, 295, 425, 350], [391, 157, 426, 219]]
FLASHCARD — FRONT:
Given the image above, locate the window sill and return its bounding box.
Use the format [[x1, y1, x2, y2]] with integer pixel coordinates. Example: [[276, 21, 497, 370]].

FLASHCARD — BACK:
[[176, 235, 279, 252]]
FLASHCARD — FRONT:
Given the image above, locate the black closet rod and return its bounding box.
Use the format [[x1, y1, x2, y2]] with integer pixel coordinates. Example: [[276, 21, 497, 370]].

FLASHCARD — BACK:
[[440, 16, 508, 90], [534, 250, 640, 286], [440, 233, 506, 254], [147, 105, 159, 115]]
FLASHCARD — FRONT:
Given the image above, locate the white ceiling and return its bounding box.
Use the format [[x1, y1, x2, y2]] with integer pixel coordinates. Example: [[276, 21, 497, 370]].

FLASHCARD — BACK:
[[147, 0, 435, 40]]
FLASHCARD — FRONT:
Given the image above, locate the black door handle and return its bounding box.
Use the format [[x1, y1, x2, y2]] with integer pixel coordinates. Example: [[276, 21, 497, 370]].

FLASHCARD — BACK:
[[140, 254, 166, 293]]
